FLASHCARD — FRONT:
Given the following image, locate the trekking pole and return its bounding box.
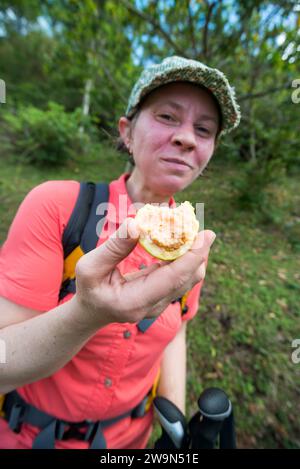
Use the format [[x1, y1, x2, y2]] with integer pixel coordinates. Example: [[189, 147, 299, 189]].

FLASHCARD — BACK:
[[153, 396, 190, 449], [188, 387, 236, 449]]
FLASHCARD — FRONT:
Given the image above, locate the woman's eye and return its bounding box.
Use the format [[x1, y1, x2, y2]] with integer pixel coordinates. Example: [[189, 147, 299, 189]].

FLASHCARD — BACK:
[[159, 114, 174, 121], [196, 127, 210, 134]]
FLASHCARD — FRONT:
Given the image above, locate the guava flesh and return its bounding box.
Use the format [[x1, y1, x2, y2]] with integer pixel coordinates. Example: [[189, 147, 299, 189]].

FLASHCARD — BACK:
[[136, 201, 199, 261]]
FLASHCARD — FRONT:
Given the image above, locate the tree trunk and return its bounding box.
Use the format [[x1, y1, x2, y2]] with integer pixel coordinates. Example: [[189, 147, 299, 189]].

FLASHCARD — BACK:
[[249, 104, 256, 163], [249, 127, 256, 163], [79, 78, 93, 134]]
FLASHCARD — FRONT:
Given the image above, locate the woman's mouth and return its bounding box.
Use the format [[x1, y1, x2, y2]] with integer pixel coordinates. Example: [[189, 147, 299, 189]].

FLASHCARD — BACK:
[[160, 157, 193, 171]]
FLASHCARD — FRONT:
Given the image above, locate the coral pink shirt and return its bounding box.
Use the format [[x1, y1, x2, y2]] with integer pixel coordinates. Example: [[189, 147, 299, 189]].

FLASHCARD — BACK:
[[0, 173, 204, 449]]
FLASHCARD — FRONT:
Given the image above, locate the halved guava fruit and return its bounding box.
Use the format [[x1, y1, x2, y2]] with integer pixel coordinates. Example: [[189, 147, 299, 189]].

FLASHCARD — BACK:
[[135, 201, 199, 261]]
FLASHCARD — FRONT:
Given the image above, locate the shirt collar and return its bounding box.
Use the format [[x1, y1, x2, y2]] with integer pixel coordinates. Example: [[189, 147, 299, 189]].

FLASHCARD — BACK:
[[106, 173, 176, 226]]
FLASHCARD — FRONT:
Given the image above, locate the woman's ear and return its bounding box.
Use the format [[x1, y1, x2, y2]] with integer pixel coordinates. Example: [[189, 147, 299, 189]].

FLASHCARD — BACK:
[[118, 117, 132, 152]]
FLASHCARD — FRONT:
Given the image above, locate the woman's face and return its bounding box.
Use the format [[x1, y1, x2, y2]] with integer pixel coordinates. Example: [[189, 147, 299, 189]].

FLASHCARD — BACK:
[[119, 82, 220, 199]]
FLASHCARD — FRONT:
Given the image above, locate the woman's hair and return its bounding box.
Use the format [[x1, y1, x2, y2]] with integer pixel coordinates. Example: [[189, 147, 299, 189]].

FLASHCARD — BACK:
[[116, 83, 223, 167]]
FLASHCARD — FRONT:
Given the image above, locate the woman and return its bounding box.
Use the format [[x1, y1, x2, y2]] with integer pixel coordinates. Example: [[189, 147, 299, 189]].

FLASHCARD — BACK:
[[0, 56, 240, 449]]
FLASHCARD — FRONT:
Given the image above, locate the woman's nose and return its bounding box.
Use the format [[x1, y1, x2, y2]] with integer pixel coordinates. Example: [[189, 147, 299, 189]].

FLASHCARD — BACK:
[[171, 124, 197, 151]]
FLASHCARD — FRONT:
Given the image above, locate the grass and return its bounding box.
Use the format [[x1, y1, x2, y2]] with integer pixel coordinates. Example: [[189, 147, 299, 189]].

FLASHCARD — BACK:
[[0, 146, 299, 449]]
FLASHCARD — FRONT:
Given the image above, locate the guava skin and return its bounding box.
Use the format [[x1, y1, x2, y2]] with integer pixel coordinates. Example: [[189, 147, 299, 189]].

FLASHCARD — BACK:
[[138, 237, 193, 261]]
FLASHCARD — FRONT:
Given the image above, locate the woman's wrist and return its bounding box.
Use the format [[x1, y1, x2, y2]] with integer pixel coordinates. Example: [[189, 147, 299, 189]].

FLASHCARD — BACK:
[[64, 294, 110, 337]]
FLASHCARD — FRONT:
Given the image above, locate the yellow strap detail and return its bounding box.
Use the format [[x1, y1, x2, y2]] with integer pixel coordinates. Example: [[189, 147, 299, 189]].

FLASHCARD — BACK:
[[180, 291, 189, 314], [0, 394, 5, 417], [62, 246, 85, 283], [145, 368, 161, 412]]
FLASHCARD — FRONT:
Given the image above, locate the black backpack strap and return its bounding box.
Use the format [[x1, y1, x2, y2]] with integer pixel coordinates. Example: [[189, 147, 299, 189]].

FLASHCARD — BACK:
[[80, 182, 109, 253], [137, 295, 189, 333], [137, 318, 157, 333], [3, 390, 149, 449], [59, 182, 109, 301], [62, 182, 96, 259]]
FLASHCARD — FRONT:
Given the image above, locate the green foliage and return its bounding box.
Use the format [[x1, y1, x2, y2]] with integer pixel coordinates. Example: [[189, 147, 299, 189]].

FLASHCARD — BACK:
[[1, 102, 93, 166], [285, 219, 300, 253], [232, 159, 287, 221], [1, 0, 299, 163]]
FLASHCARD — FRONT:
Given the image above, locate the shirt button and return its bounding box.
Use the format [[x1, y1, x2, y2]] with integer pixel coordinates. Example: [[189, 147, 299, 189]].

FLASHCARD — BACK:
[[123, 330, 131, 339], [104, 378, 112, 388], [139, 263, 147, 270]]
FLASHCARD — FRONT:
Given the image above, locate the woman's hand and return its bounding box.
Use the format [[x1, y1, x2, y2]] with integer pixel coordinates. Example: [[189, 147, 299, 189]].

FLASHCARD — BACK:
[[74, 218, 216, 330]]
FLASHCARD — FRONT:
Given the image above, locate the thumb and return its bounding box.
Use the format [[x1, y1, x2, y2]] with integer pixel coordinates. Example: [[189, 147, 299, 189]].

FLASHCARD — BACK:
[[85, 217, 140, 278]]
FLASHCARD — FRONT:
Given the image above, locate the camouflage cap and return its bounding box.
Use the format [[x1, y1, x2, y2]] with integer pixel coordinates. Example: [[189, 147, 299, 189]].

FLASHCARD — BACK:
[[126, 56, 241, 137]]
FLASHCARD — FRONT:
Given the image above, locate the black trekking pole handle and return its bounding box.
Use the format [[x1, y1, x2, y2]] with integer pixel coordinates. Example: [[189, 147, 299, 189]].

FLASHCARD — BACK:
[[153, 396, 189, 449], [189, 387, 236, 449]]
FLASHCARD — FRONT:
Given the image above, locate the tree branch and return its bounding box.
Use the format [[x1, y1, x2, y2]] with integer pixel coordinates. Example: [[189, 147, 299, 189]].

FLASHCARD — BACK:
[[119, 0, 189, 58], [239, 83, 293, 102], [259, 5, 282, 31], [96, 38, 128, 104], [202, 0, 217, 60], [186, 0, 197, 56]]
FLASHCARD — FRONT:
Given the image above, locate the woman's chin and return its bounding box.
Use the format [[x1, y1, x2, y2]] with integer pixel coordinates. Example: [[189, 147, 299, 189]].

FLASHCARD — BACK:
[[151, 174, 191, 197]]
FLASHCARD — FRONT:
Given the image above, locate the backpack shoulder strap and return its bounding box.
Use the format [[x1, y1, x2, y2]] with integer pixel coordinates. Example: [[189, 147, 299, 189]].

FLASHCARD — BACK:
[[59, 181, 109, 301], [62, 182, 96, 259], [137, 293, 189, 333], [80, 182, 109, 253]]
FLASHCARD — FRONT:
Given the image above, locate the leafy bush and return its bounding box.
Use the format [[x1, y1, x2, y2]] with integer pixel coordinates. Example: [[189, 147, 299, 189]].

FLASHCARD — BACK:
[[1, 102, 94, 166], [232, 159, 287, 224], [285, 220, 300, 253]]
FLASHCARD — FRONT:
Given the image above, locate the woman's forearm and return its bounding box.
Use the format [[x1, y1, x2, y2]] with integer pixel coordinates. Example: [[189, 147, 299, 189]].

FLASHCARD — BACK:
[[157, 321, 187, 415], [0, 295, 108, 394]]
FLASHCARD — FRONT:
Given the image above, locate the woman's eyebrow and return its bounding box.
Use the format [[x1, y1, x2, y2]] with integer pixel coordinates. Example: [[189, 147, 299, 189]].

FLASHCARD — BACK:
[[160, 100, 183, 112], [159, 100, 218, 123]]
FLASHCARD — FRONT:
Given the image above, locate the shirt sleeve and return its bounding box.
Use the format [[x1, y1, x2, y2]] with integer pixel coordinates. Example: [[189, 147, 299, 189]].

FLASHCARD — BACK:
[[0, 180, 80, 312]]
